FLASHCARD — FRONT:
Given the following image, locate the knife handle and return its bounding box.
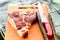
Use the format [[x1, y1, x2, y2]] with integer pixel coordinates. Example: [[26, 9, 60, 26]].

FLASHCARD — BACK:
[[43, 22, 52, 36]]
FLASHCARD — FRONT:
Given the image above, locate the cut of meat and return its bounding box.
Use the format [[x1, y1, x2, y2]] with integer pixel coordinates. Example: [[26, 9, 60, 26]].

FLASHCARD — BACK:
[[8, 10, 37, 37], [8, 10, 36, 30]]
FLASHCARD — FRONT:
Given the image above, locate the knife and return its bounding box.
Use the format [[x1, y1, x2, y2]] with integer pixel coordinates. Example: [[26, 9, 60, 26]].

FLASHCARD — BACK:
[[38, 2, 52, 36], [36, 13, 48, 40]]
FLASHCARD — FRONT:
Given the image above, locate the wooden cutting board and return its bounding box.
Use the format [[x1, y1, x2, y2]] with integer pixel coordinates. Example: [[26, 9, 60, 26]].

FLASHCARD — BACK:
[[5, 5, 49, 40]]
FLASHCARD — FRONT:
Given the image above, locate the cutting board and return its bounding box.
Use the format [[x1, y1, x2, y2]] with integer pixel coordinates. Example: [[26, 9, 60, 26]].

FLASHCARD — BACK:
[[5, 5, 50, 40]]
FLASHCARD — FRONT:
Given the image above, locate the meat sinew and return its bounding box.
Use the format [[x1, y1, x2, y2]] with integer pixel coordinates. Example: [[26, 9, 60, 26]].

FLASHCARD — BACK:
[[8, 10, 36, 37]]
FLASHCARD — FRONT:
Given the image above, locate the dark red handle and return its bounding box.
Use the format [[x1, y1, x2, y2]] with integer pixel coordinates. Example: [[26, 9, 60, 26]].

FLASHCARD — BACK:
[[43, 22, 52, 36]]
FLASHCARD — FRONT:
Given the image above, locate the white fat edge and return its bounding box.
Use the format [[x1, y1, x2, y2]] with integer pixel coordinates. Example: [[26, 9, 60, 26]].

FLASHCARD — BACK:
[[17, 30, 23, 37], [8, 17, 17, 30], [17, 27, 29, 37]]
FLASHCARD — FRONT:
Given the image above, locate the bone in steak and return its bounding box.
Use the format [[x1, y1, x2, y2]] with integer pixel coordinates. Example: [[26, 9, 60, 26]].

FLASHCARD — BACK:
[[8, 10, 36, 30]]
